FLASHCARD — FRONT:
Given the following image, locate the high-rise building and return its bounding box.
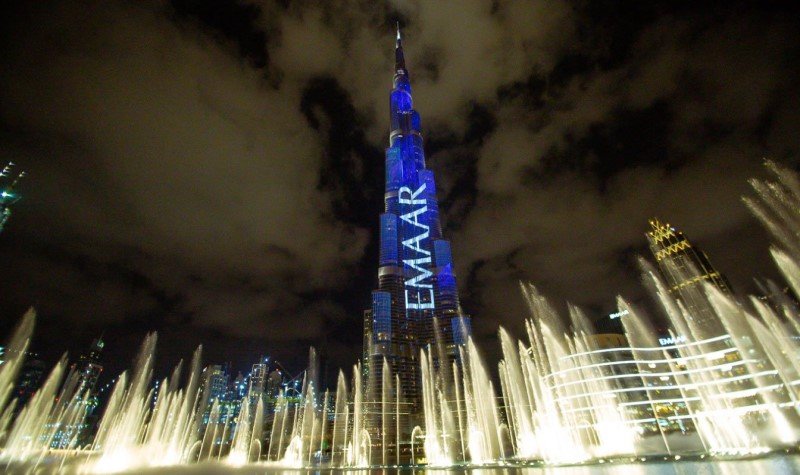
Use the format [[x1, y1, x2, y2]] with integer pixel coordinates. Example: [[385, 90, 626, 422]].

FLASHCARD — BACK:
[[646, 218, 732, 336], [15, 358, 46, 409], [363, 26, 472, 412], [52, 338, 105, 448], [203, 365, 229, 405], [248, 360, 268, 401], [199, 364, 231, 427], [230, 372, 248, 400], [74, 337, 104, 398], [0, 162, 25, 234]]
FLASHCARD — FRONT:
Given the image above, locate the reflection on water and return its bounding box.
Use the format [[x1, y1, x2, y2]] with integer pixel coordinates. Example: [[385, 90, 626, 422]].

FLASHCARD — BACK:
[[425, 455, 800, 475], [72, 454, 799, 474]]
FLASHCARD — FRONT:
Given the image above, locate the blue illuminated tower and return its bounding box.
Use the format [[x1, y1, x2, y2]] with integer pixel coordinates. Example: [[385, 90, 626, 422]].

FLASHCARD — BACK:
[[363, 26, 472, 413], [0, 162, 25, 234]]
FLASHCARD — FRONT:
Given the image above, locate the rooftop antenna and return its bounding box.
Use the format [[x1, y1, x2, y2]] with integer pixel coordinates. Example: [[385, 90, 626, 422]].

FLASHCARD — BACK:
[[394, 21, 407, 73]]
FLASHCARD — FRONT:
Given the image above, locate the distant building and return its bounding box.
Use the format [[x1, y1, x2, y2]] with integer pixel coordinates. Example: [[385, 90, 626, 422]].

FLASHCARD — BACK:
[[646, 218, 732, 336], [248, 360, 268, 405], [52, 337, 105, 448], [265, 369, 283, 409], [198, 363, 238, 454], [202, 365, 229, 405], [15, 358, 46, 409], [75, 338, 104, 398], [754, 280, 800, 315], [230, 372, 248, 400], [594, 310, 627, 334], [0, 162, 26, 234], [569, 332, 693, 436], [199, 364, 231, 429]]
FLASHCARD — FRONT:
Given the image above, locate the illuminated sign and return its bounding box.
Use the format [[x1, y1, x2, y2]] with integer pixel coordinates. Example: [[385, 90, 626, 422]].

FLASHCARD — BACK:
[[658, 335, 687, 346], [400, 183, 435, 310], [609, 310, 629, 319]]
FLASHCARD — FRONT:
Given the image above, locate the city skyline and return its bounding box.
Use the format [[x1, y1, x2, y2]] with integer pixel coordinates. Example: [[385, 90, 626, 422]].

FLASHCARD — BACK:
[[0, 2, 799, 379]]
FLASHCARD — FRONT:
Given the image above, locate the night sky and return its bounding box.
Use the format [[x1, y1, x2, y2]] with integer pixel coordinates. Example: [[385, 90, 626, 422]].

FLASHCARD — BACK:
[[1, 1, 799, 384]]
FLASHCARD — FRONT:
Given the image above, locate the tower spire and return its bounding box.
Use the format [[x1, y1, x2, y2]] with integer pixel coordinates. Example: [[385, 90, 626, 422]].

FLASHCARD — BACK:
[[394, 22, 406, 74]]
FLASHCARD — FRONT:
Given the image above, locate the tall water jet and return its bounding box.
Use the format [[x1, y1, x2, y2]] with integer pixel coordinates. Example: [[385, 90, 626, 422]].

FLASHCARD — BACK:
[[88, 336, 205, 472], [0, 308, 36, 438], [345, 362, 368, 467], [519, 283, 591, 464], [419, 347, 451, 466], [567, 305, 636, 457], [226, 389, 263, 465], [745, 161, 800, 262], [1, 354, 93, 465], [380, 358, 390, 466], [330, 370, 348, 467], [498, 327, 535, 458]]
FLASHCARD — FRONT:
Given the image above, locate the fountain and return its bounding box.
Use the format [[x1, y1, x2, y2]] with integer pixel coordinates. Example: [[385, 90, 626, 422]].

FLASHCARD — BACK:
[[2, 162, 800, 472]]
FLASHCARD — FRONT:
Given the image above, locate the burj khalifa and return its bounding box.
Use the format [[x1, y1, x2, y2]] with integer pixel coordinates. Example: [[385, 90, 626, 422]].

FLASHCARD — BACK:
[[363, 26, 472, 413]]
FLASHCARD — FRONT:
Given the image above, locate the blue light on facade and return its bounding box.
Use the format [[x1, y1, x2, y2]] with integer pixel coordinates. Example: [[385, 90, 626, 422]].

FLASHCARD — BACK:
[[452, 316, 472, 346], [379, 213, 398, 265], [372, 291, 391, 341], [434, 240, 453, 268]]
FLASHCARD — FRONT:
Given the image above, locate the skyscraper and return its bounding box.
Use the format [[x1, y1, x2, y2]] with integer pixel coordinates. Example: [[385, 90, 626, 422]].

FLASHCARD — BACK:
[[0, 162, 25, 234], [248, 360, 268, 403], [363, 26, 472, 412], [52, 337, 105, 448], [74, 337, 104, 398], [15, 358, 46, 410], [202, 364, 229, 406], [646, 218, 732, 336]]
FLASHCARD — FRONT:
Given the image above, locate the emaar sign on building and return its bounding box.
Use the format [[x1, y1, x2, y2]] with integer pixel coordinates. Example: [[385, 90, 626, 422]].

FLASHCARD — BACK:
[[399, 183, 435, 310], [658, 335, 687, 346]]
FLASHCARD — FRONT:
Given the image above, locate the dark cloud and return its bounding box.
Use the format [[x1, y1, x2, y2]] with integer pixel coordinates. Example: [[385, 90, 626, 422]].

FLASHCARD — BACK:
[[0, 0, 799, 382], [0, 0, 367, 375], [171, 0, 271, 69]]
